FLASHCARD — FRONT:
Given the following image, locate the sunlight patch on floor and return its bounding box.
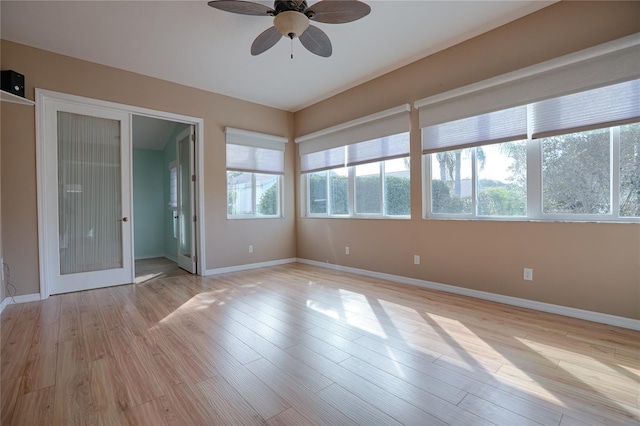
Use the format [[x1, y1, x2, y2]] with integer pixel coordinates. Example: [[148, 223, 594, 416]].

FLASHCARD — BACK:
[[158, 291, 227, 325], [306, 300, 341, 320], [305, 294, 388, 338], [135, 272, 164, 284]]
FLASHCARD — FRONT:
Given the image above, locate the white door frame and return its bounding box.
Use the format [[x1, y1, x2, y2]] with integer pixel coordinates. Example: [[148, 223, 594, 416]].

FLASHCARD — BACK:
[[36, 89, 206, 299]]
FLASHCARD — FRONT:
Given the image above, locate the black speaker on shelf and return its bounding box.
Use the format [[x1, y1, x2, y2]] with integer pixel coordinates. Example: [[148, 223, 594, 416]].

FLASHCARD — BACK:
[[1, 70, 25, 98]]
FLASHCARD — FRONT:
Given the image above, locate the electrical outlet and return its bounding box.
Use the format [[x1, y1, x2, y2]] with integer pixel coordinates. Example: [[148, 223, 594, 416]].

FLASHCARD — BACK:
[[523, 268, 533, 281], [414, 255, 420, 265], [345, 246, 350, 255], [248, 245, 253, 253]]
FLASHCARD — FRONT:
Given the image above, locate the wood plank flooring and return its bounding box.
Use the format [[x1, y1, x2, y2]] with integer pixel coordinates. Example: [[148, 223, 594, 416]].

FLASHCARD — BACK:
[[1, 263, 638, 425]]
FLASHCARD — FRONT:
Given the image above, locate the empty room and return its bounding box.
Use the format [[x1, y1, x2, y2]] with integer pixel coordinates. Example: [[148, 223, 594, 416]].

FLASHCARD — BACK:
[[1, 1, 639, 425]]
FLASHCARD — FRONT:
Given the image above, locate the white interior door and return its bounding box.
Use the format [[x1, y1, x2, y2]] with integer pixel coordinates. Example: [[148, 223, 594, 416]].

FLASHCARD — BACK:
[[42, 100, 133, 295], [176, 126, 197, 273]]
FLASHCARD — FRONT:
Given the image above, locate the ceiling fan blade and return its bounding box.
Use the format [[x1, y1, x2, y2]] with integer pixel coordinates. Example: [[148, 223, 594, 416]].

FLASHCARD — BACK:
[[207, 0, 274, 16], [251, 26, 282, 55], [299, 25, 332, 58], [305, 0, 371, 24]]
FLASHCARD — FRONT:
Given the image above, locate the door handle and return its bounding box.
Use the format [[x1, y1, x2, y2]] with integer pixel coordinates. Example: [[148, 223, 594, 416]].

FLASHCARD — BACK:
[[118, 217, 128, 222]]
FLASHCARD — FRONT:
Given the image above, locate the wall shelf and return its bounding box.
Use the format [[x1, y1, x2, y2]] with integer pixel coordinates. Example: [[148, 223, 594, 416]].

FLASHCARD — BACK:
[[1, 90, 35, 106]]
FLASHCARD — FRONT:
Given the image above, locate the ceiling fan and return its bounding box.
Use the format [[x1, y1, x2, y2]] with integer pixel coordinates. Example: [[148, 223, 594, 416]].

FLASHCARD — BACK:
[[207, 0, 371, 58]]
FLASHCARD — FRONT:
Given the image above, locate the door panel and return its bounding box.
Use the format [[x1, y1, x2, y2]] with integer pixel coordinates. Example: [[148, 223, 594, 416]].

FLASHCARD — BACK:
[[177, 126, 196, 273], [44, 101, 133, 294]]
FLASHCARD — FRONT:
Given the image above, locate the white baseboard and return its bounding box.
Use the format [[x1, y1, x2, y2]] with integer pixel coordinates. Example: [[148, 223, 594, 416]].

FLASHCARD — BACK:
[[0, 293, 42, 314], [297, 258, 640, 331], [5, 260, 636, 331], [205, 258, 297, 276], [134, 254, 167, 260]]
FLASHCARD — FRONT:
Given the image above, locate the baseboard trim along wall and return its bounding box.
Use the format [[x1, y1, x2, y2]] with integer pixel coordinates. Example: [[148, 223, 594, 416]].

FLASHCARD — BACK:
[[3, 260, 637, 331], [297, 258, 640, 331], [134, 254, 167, 260], [205, 258, 297, 276], [0, 293, 42, 314]]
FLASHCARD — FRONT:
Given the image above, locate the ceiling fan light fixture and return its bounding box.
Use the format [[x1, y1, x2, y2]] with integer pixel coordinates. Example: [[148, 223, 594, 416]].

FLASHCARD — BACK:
[[273, 11, 309, 38]]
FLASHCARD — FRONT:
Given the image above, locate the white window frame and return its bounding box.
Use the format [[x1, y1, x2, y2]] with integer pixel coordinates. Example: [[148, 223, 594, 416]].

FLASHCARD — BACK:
[[225, 127, 286, 220], [417, 34, 640, 224], [297, 105, 411, 220], [227, 171, 283, 219], [304, 157, 411, 219], [423, 123, 638, 223]]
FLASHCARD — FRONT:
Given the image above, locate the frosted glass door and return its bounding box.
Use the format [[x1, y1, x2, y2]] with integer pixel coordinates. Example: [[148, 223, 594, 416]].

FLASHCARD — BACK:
[[58, 112, 123, 274], [42, 97, 133, 296]]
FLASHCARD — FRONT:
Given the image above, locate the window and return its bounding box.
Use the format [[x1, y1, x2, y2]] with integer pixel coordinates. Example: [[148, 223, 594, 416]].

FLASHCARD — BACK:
[[306, 157, 411, 218], [168, 162, 178, 210], [620, 122, 640, 217], [168, 162, 178, 238], [541, 129, 610, 215], [429, 141, 527, 217], [421, 79, 639, 222], [225, 128, 286, 218], [416, 35, 639, 222], [227, 171, 281, 217], [297, 105, 411, 219]]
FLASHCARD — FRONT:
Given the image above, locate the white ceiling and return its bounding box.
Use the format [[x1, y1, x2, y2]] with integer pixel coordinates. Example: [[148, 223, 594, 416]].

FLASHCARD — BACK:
[[132, 115, 179, 150], [1, 1, 554, 112]]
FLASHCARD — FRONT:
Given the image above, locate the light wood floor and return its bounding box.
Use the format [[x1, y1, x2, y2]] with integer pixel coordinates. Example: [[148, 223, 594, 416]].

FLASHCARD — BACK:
[[1, 263, 638, 425], [134, 257, 191, 284]]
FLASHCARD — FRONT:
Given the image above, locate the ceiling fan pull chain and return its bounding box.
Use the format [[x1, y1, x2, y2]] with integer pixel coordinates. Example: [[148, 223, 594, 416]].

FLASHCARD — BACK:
[[290, 37, 294, 59]]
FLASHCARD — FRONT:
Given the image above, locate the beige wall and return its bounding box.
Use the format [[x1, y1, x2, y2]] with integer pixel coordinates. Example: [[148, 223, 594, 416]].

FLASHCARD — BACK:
[[1, 102, 37, 299], [1, 1, 639, 320], [0, 40, 296, 297], [294, 1, 640, 320]]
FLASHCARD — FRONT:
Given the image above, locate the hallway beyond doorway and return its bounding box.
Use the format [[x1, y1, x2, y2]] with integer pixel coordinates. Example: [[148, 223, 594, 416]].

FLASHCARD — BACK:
[[134, 257, 190, 284]]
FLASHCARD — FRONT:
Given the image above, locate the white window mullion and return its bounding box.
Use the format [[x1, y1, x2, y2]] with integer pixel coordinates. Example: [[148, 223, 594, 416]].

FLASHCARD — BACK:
[[423, 154, 432, 218], [611, 126, 621, 219], [348, 166, 355, 216], [471, 149, 477, 217], [380, 161, 386, 215], [526, 103, 541, 220], [526, 139, 542, 220], [275, 176, 281, 217], [251, 173, 257, 215], [325, 171, 331, 216]]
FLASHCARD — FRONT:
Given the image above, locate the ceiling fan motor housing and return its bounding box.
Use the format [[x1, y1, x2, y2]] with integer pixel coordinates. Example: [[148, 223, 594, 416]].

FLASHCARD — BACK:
[[274, 0, 308, 14], [274, 10, 309, 39]]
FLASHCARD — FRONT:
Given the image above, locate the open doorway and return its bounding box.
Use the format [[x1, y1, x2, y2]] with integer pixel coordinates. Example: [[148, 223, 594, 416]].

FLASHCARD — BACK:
[[132, 115, 196, 283], [36, 89, 205, 299]]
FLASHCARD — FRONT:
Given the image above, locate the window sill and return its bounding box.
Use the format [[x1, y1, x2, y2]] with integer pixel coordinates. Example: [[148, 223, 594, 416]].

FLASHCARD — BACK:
[[304, 215, 411, 220], [423, 216, 639, 224], [227, 216, 283, 220]]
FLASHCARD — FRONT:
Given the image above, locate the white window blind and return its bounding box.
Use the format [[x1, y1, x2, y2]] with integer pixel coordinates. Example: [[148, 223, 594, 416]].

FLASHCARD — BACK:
[[532, 79, 640, 139], [421, 106, 527, 154], [415, 34, 640, 130], [300, 146, 346, 173], [297, 104, 411, 173], [225, 127, 287, 174], [347, 132, 409, 166]]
